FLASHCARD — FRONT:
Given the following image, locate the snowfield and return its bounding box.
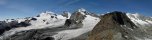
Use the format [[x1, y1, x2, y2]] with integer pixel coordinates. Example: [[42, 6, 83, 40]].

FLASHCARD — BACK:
[[53, 15, 100, 40], [0, 12, 68, 39], [127, 13, 152, 28]]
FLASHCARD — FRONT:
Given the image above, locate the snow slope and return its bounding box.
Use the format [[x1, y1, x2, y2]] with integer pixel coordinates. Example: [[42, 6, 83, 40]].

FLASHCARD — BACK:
[[77, 8, 87, 15], [0, 11, 68, 39], [127, 13, 152, 40], [126, 13, 152, 29], [53, 15, 100, 40]]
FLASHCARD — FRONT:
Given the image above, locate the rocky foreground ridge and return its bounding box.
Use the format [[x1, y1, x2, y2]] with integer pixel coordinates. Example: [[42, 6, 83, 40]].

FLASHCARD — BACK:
[[88, 11, 152, 40]]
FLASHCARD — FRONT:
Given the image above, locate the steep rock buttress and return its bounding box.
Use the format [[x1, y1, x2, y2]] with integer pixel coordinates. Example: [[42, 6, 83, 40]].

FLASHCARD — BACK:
[[88, 11, 150, 40]]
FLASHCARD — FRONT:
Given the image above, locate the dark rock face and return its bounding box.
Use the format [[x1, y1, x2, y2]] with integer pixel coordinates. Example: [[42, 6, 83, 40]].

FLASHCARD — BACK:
[[88, 11, 147, 40], [37, 15, 40, 17], [64, 12, 86, 29], [31, 18, 37, 21], [70, 12, 86, 21], [62, 11, 69, 18], [17, 20, 31, 27], [42, 37, 54, 40], [0, 20, 31, 35], [64, 19, 73, 26], [51, 16, 54, 18]]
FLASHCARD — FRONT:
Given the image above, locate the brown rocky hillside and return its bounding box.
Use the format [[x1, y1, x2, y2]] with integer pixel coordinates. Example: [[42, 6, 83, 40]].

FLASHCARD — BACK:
[[88, 11, 147, 40]]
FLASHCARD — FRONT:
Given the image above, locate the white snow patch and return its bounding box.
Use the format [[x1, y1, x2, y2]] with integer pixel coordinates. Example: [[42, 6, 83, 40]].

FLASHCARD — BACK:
[[16, 18, 27, 23], [67, 12, 71, 19], [120, 25, 134, 31], [145, 20, 152, 24]]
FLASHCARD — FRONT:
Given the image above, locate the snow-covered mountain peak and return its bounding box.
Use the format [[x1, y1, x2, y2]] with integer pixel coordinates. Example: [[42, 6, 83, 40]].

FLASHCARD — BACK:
[[77, 8, 88, 15], [39, 11, 55, 17], [78, 8, 86, 12], [126, 13, 152, 31], [4, 19, 14, 23], [132, 13, 142, 18], [35, 11, 61, 20], [62, 11, 71, 19], [126, 13, 151, 21]]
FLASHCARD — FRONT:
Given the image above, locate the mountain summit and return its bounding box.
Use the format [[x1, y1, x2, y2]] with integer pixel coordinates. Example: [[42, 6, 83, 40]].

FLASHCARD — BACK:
[[88, 11, 152, 40]]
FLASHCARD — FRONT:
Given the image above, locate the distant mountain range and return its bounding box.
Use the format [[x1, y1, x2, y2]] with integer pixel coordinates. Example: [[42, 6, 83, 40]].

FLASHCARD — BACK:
[[0, 8, 152, 40]]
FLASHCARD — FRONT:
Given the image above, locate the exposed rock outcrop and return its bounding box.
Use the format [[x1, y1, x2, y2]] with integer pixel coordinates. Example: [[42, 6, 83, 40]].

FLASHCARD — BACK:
[[62, 11, 70, 18], [88, 11, 149, 40], [64, 9, 87, 29], [0, 20, 31, 35]]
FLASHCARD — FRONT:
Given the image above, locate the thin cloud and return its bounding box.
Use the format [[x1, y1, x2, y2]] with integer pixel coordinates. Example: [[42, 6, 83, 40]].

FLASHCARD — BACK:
[[63, 0, 81, 6], [0, 0, 7, 5]]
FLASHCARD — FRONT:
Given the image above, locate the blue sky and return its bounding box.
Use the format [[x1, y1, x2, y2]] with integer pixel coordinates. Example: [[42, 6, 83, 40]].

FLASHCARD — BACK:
[[0, 0, 152, 20]]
